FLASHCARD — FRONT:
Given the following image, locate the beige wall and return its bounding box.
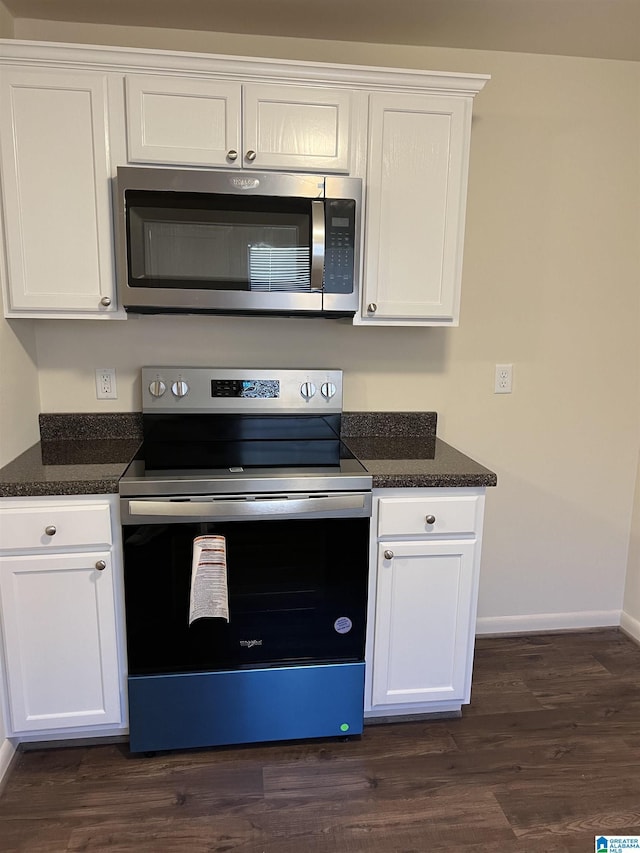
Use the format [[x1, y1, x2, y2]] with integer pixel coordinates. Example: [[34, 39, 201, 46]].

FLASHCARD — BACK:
[[0, 1, 12, 38], [0, 313, 39, 469], [623, 140, 640, 637], [5, 20, 640, 632]]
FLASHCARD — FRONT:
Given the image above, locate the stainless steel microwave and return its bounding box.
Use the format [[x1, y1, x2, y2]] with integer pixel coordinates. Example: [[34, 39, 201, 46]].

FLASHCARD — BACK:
[[114, 167, 362, 318]]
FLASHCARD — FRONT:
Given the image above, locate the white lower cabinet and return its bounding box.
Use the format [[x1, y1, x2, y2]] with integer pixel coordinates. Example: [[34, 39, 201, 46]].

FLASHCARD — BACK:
[[365, 489, 485, 719], [0, 496, 125, 737]]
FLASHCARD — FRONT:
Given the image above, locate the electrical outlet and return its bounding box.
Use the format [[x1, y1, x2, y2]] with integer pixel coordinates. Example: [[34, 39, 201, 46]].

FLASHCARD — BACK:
[[96, 368, 117, 400], [494, 363, 513, 394]]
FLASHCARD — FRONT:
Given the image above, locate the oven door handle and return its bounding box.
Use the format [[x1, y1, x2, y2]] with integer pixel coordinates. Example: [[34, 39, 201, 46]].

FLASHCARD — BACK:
[[310, 199, 325, 292], [124, 493, 370, 521]]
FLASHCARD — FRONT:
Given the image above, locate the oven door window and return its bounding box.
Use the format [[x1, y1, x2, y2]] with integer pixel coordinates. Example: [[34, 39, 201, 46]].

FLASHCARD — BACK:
[[123, 517, 369, 675], [125, 191, 312, 293]]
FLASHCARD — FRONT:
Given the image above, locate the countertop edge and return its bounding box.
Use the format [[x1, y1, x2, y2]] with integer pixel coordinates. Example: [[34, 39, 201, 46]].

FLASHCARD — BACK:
[[371, 471, 497, 488], [0, 476, 122, 498]]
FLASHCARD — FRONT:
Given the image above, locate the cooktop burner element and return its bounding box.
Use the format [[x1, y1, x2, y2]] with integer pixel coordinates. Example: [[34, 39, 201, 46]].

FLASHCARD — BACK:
[[119, 367, 372, 498]]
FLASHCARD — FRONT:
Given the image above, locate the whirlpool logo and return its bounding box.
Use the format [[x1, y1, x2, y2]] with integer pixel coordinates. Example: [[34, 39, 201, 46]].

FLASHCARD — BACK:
[[231, 177, 260, 190], [239, 639, 263, 648]]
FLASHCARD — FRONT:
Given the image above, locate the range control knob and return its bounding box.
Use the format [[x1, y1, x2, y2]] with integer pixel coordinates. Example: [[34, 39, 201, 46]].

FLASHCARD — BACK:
[[321, 381, 337, 400], [148, 379, 166, 398], [300, 381, 317, 400], [171, 380, 189, 398]]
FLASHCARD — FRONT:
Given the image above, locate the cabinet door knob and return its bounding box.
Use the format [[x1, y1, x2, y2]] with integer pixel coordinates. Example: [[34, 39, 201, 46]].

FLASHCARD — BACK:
[[95, 560, 107, 571], [245, 150, 257, 162], [367, 303, 377, 313], [227, 149, 238, 161], [44, 525, 57, 536], [100, 296, 111, 307], [383, 549, 394, 560], [425, 515, 436, 525]]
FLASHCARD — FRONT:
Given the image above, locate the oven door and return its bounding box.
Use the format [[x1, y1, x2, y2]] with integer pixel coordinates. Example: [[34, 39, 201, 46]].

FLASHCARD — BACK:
[[120, 492, 371, 677]]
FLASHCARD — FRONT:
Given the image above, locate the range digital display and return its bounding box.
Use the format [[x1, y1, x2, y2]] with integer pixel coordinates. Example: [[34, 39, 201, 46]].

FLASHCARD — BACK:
[[211, 379, 280, 399]]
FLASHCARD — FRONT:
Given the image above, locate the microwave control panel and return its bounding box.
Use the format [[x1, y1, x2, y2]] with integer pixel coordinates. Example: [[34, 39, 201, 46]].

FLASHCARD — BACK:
[[323, 199, 356, 294]]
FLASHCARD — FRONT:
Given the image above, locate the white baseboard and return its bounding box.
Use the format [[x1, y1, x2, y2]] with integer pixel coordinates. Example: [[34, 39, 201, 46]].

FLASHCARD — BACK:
[[476, 610, 621, 636], [620, 611, 640, 645], [0, 737, 17, 791]]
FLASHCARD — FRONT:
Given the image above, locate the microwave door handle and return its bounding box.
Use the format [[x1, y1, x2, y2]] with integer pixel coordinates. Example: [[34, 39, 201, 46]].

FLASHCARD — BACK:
[[310, 200, 325, 292]]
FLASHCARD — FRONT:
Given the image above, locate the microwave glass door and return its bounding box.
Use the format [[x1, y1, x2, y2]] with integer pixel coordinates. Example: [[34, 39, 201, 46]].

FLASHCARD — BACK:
[[125, 191, 313, 293]]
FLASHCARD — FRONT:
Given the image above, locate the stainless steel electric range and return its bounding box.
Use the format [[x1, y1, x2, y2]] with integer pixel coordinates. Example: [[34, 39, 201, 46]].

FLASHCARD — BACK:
[[119, 367, 372, 753]]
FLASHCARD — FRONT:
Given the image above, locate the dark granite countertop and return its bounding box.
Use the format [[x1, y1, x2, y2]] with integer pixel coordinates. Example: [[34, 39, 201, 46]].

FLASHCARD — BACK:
[[0, 411, 496, 498], [0, 439, 142, 497], [341, 412, 496, 489], [0, 414, 142, 498], [344, 436, 497, 488]]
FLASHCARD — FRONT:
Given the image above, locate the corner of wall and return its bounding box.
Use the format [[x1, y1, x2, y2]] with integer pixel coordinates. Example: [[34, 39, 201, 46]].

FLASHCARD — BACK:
[[0, 311, 40, 466], [622, 450, 640, 635]]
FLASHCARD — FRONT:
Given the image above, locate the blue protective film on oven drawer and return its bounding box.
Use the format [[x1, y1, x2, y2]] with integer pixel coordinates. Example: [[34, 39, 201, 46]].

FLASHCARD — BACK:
[[127, 661, 365, 753]]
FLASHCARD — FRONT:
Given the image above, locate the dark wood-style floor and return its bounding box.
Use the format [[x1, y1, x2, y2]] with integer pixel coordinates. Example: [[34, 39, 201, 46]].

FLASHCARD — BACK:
[[1, 629, 640, 852]]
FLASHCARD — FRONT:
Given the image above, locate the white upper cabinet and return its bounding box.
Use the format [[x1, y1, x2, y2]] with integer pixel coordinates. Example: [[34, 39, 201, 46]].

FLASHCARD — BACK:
[[359, 93, 474, 326], [125, 75, 352, 173], [0, 69, 118, 318], [0, 41, 487, 322], [243, 83, 351, 173], [125, 75, 241, 167]]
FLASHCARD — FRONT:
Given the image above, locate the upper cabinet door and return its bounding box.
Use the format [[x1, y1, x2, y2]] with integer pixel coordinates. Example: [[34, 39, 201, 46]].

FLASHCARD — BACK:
[[125, 75, 242, 168], [124, 76, 351, 173], [242, 83, 351, 173], [361, 93, 473, 325], [0, 70, 117, 316]]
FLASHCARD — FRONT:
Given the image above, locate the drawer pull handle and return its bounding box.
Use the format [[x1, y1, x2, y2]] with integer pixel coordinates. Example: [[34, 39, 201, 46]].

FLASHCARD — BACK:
[[425, 515, 436, 525], [44, 525, 57, 536], [95, 560, 107, 571], [383, 549, 394, 560]]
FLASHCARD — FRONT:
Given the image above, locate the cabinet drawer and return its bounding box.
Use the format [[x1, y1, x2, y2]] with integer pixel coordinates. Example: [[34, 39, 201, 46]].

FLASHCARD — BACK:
[[377, 496, 480, 537], [0, 504, 112, 552]]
